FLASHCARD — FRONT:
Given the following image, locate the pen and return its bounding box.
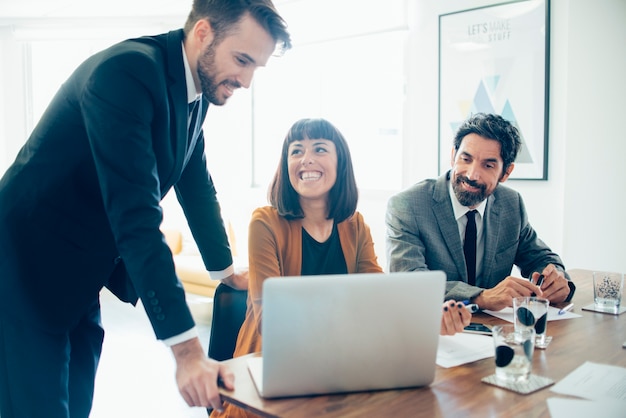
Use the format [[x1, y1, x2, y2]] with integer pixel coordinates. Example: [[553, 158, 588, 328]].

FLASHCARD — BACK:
[[461, 300, 481, 313], [558, 303, 574, 315], [530, 274, 544, 296], [465, 304, 480, 313]]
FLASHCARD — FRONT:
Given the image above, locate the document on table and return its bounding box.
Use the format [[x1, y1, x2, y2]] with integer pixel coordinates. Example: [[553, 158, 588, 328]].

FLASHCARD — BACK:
[[550, 361, 626, 402], [436, 333, 494, 368], [547, 398, 626, 418], [483, 306, 581, 322]]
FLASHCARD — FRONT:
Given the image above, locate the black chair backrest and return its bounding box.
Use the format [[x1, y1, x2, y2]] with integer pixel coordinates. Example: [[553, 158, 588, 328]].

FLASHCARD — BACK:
[[208, 283, 248, 361]]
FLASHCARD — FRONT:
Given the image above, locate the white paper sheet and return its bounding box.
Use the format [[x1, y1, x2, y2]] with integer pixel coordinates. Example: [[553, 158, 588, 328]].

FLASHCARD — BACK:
[[547, 398, 626, 418], [436, 332, 494, 368], [550, 362, 626, 402], [247, 357, 264, 394], [483, 305, 581, 323]]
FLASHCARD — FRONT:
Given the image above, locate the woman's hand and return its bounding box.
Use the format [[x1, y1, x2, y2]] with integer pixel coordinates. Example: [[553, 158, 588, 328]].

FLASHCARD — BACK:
[[440, 300, 472, 336]]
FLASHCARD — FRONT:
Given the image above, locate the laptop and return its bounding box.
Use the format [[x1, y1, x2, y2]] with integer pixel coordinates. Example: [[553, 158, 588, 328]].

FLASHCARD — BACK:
[[247, 270, 446, 398]]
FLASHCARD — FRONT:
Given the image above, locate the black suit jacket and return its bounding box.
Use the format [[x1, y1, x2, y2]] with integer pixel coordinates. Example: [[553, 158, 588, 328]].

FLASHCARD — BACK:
[[0, 30, 232, 339]]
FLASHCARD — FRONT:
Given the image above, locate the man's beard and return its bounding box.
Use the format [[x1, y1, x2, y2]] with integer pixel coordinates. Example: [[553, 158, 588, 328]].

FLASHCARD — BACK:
[[452, 174, 488, 207], [197, 43, 240, 106]]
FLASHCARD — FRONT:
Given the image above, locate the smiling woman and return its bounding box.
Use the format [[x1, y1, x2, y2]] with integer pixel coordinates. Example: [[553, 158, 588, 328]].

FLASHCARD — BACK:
[[287, 138, 338, 205]]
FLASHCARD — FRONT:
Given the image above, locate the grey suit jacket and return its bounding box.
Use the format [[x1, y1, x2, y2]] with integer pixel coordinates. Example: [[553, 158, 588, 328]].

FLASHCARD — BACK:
[[385, 171, 574, 302]]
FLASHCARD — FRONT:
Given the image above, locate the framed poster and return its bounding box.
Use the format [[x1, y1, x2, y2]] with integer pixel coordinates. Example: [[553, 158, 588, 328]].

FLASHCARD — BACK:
[[438, 0, 549, 179]]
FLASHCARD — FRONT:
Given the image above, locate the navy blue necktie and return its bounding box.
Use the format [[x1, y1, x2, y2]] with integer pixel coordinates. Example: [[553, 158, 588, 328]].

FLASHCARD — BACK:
[[188, 100, 200, 145], [464, 210, 477, 286]]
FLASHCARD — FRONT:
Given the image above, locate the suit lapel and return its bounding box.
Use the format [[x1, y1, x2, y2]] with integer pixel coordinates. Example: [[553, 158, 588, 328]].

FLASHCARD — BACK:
[[160, 29, 189, 194], [433, 173, 467, 281]]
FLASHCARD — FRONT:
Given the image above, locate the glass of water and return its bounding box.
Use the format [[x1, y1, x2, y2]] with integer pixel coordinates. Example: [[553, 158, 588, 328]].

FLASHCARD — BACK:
[[513, 296, 550, 349], [492, 324, 535, 383]]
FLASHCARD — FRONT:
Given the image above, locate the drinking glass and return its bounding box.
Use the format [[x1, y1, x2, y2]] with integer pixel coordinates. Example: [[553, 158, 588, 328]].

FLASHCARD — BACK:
[[492, 324, 535, 383], [593, 271, 624, 314], [513, 296, 550, 349]]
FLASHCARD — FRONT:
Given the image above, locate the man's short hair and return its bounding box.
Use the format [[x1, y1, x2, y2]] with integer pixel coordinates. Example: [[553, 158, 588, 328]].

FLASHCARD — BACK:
[[184, 0, 291, 54], [453, 113, 522, 171]]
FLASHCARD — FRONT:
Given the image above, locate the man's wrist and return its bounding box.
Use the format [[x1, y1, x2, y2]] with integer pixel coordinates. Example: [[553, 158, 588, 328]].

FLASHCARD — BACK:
[[472, 290, 485, 306], [220, 274, 237, 288], [162, 327, 198, 347], [171, 337, 204, 363]]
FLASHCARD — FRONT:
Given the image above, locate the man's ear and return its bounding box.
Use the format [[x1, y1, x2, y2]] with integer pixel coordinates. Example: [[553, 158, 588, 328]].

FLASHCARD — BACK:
[[193, 18, 215, 46], [499, 163, 515, 182], [185, 19, 215, 64], [450, 147, 457, 167]]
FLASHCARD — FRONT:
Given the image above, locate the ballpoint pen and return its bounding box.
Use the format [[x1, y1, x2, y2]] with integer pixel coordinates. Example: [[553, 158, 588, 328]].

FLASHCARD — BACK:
[[461, 300, 481, 313], [536, 274, 545, 287], [558, 303, 574, 315], [531, 274, 544, 296], [465, 304, 480, 313]]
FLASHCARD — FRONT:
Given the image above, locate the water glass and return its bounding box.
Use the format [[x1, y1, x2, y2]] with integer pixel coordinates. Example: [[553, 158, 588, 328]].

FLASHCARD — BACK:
[[593, 271, 624, 314], [513, 296, 549, 349], [492, 324, 535, 383]]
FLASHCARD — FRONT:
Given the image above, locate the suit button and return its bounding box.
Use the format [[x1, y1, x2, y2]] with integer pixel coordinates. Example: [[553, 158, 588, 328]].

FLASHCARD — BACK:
[[153, 306, 162, 314], [146, 290, 156, 298], [114, 256, 122, 264], [156, 314, 166, 321]]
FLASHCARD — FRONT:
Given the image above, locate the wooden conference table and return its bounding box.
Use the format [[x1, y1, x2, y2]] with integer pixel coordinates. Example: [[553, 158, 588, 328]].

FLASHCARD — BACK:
[[217, 269, 625, 417]]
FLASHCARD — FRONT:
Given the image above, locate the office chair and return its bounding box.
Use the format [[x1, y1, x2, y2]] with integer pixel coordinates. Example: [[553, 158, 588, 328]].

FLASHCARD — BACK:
[[205, 282, 248, 415], [208, 282, 248, 361]]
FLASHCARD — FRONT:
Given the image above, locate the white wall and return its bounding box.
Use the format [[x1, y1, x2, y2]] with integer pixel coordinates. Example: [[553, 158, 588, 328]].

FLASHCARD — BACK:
[[560, 0, 626, 273], [0, 40, 28, 169], [405, 0, 626, 274]]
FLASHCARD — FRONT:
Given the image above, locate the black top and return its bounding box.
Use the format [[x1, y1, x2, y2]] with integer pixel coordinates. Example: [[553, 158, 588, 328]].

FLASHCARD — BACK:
[[300, 222, 348, 275]]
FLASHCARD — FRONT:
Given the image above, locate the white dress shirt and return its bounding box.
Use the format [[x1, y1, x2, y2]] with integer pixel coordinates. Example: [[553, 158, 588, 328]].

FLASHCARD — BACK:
[[448, 180, 487, 282]]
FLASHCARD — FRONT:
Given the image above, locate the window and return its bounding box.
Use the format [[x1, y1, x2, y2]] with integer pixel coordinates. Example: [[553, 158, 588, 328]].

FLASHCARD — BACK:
[[29, 40, 114, 129], [251, 30, 407, 192]]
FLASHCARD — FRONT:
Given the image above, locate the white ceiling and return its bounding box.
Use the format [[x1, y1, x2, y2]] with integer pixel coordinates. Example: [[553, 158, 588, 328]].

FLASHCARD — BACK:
[[0, 0, 191, 19], [0, 0, 295, 20], [0, 0, 296, 41]]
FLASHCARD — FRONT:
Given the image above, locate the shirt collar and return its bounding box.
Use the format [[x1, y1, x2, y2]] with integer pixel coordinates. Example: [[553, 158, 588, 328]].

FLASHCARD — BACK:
[[448, 178, 487, 221], [182, 42, 202, 104]]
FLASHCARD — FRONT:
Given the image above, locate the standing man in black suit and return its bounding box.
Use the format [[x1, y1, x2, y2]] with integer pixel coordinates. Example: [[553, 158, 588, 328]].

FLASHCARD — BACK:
[[0, 0, 291, 416]]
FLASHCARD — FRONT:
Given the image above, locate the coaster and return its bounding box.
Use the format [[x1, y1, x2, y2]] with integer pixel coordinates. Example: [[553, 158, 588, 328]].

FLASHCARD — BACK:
[[581, 304, 626, 315], [481, 374, 554, 395], [536, 336, 552, 350]]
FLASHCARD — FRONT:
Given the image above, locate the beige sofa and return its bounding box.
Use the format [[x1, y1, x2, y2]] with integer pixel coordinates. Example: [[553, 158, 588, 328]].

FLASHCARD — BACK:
[[162, 229, 218, 298]]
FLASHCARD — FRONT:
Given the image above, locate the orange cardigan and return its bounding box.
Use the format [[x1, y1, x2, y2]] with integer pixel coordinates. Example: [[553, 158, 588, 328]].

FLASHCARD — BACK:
[[234, 206, 383, 357], [212, 207, 382, 418]]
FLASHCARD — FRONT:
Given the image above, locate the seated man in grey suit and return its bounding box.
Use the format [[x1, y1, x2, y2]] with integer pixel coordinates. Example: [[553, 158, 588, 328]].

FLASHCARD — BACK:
[[385, 113, 574, 311]]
